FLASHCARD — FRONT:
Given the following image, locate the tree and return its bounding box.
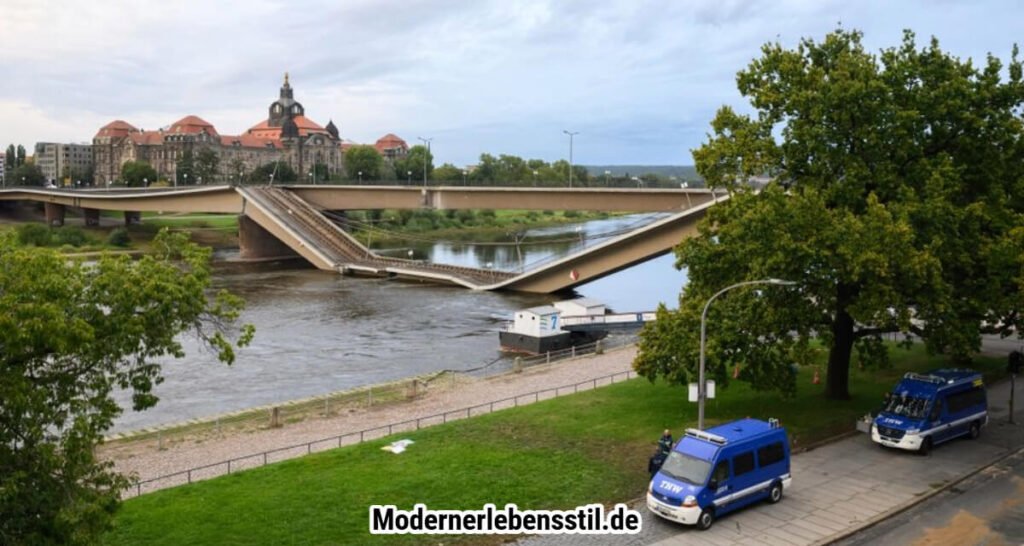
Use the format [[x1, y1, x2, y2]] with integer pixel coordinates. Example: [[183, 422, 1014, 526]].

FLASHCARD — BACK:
[[398, 145, 434, 183], [120, 161, 158, 187], [175, 150, 195, 185], [344, 145, 384, 180], [4, 144, 13, 169], [635, 29, 1024, 400], [0, 229, 253, 544], [194, 148, 220, 184], [9, 163, 45, 186], [16, 144, 26, 166], [250, 161, 297, 183], [433, 163, 464, 183]]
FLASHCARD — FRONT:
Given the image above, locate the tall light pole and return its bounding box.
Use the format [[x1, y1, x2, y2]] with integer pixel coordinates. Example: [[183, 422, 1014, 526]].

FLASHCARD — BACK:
[[604, 170, 611, 187], [417, 136, 432, 187], [563, 130, 579, 188], [698, 278, 797, 430], [407, 170, 412, 185], [462, 170, 467, 186], [358, 171, 362, 183]]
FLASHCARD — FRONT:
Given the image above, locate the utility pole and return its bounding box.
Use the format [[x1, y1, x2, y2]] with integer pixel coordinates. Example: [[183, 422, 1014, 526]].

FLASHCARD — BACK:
[[417, 137, 432, 187]]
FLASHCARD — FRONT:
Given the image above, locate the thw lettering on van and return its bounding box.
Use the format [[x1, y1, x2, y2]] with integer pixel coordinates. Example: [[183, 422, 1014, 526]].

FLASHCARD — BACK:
[[659, 480, 683, 494]]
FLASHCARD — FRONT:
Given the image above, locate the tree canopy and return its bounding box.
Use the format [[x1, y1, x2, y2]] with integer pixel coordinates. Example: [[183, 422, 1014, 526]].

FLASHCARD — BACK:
[[9, 163, 45, 186], [635, 29, 1024, 400], [0, 229, 254, 544], [344, 145, 384, 180], [395, 145, 434, 183], [251, 161, 297, 183], [120, 160, 158, 187]]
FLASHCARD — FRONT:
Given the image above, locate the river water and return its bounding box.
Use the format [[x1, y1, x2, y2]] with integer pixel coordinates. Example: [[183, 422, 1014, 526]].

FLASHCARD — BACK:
[[112, 214, 688, 432]]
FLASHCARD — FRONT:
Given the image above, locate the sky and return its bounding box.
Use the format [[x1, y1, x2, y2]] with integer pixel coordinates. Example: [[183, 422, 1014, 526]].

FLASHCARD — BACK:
[[1, 0, 1021, 166]]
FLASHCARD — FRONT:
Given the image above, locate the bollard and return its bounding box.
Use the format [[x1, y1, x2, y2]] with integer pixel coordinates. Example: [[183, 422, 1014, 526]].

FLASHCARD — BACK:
[[595, 339, 604, 355], [514, 357, 523, 373], [546, 351, 551, 364], [571, 345, 576, 358], [270, 407, 281, 428], [157, 431, 164, 451]]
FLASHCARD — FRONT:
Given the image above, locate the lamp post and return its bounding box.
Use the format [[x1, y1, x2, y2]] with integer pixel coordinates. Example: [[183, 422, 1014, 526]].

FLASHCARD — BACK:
[[358, 171, 363, 183], [532, 170, 538, 187], [462, 170, 467, 186], [604, 170, 611, 187], [143, 177, 148, 188], [697, 278, 796, 429], [308, 171, 313, 184], [682, 182, 692, 208], [417, 136, 432, 187], [407, 170, 412, 185], [183, 173, 189, 186], [563, 130, 579, 188]]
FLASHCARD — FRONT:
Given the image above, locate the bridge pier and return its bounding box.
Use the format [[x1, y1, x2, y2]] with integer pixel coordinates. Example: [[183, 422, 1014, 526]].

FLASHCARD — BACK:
[[238, 215, 299, 261], [123, 211, 141, 225], [83, 208, 101, 227], [44, 202, 65, 227]]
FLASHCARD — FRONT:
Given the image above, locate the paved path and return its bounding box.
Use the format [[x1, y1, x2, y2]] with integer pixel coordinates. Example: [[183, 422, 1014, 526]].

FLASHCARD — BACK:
[[520, 376, 1024, 546]]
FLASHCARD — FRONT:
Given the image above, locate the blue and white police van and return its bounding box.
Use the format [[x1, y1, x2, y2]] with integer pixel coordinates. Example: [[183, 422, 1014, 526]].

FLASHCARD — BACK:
[[872, 369, 987, 455], [647, 418, 792, 530]]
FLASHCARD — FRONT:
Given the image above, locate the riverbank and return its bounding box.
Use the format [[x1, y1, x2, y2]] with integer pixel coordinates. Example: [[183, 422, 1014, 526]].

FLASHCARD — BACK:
[[100, 344, 640, 489]]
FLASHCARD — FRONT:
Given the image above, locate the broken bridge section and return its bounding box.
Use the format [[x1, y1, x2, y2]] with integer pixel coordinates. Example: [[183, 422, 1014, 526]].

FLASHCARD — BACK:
[[236, 186, 514, 288]]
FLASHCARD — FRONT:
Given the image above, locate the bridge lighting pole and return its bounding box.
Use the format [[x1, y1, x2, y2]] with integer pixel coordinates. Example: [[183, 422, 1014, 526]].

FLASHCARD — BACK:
[[407, 170, 412, 185], [604, 170, 611, 187], [563, 130, 579, 188], [358, 171, 362, 183], [462, 170, 468, 186], [417, 137, 432, 187], [532, 170, 538, 187], [698, 278, 796, 430]]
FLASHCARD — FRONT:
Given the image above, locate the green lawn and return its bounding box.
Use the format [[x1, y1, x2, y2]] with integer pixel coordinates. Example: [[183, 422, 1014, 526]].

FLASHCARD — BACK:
[[104, 346, 1004, 545]]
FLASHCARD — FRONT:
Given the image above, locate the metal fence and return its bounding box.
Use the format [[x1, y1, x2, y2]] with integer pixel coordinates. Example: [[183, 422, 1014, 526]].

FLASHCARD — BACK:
[[126, 345, 638, 498]]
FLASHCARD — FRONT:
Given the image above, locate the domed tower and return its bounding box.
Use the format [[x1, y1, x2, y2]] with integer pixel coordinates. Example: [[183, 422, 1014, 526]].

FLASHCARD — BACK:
[[281, 117, 300, 140], [267, 72, 304, 127], [325, 119, 339, 140]]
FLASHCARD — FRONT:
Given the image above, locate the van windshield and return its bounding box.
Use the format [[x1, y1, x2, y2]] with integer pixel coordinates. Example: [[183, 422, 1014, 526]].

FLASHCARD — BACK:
[[659, 451, 712, 486], [883, 393, 930, 419]]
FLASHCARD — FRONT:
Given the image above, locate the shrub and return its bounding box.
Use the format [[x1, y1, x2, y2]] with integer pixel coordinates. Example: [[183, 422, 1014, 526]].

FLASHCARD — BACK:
[[17, 224, 52, 247], [107, 227, 131, 247], [563, 210, 580, 218], [455, 209, 476, 224], [53, 227, 88, 247], [479, 209, 496, 219]]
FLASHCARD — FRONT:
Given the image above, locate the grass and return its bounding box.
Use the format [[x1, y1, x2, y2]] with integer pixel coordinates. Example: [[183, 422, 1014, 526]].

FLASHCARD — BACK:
[[103, 345, 1004, 546]]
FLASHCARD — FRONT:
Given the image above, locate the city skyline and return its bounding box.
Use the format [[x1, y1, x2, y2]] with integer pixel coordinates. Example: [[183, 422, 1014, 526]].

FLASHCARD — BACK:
[[1, 0, 1022, 167]]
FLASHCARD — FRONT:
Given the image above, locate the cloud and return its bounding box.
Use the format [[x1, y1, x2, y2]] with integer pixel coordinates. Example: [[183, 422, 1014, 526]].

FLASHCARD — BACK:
[[1, 0, 1022, 165]]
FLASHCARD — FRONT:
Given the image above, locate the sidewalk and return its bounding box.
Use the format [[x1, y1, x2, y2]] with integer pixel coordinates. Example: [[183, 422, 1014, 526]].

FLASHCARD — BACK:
[[520, 375, 1024, 546]]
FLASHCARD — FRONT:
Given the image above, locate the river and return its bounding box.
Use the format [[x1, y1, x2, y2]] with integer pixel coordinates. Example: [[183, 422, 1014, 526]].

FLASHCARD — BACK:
[[111, 214, 688, 432]]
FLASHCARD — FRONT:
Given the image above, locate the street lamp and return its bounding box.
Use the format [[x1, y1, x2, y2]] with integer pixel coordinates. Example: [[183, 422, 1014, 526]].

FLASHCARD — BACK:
[[604, 170, 611, 187], [563, 130, 579, 188], [462, 170, 468, 186], [532, 170, 538, 186], [682, 182, 692, 208], [417, 136, 432, 187], [407, 170, 412, 185], [697, 278, 797, 429], [184, 173, 189, 186], [358, 171, 363, 183], [143, 177, 148, 188]]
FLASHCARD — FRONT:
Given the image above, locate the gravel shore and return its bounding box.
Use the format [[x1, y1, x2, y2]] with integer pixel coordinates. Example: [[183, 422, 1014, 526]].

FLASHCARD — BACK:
[[104, 345, 638, 492]]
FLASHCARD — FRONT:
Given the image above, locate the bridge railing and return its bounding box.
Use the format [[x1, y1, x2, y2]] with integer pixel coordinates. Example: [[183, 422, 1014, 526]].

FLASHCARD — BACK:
[[122, 339, 638, 498]]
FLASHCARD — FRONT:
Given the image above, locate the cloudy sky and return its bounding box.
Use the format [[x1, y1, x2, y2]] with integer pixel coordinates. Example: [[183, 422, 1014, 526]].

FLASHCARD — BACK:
[[1, 0, 1021, 166]]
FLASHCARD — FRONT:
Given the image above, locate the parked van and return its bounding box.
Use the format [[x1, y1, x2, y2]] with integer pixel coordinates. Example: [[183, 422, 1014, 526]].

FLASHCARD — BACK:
[[872, 369, 987, 455], [647, 418, 792, 530]]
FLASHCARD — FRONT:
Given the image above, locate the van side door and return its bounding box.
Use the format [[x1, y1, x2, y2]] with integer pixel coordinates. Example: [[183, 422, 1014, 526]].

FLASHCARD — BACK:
[[928, 397, 950, 442], [708, 459, 731, 511]]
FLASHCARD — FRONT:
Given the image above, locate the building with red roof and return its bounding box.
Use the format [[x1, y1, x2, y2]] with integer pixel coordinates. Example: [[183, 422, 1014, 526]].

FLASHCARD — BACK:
[[92, 74, 369, 185]]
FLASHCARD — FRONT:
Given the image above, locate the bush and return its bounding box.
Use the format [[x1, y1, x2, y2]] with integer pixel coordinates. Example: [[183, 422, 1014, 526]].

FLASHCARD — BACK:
[[107, 227, 131, 247], [563, 210, 580, 218], [53, 227, 88, 247], [479, 209, 496, 219], [455, 209, 476, 224], [17, 224, 52, 247]]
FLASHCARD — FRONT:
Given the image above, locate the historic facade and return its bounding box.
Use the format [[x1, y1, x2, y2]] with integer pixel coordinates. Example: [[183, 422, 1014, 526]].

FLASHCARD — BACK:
[[93, 75, 354, 185]]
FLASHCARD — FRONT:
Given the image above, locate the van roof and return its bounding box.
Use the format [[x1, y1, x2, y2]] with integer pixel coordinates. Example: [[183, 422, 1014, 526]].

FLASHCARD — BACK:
[[675, 418, 784, 461], [706, 418, 779, 443], [896, 368, 982, 395]]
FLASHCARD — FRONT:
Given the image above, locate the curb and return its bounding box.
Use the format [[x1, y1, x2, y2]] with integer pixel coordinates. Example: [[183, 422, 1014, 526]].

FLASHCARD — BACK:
[[810, 438, 1024, 545]]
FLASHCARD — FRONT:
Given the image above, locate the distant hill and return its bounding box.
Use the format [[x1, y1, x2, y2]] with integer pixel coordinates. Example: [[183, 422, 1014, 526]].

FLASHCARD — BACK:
[[584, 165, 701, 181]]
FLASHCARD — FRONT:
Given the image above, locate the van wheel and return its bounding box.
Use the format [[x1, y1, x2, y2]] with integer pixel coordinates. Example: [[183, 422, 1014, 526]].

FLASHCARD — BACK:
[[696, 509, 714, 531], [768, 481, 783, 504], [918, 437, 932, 456], [968, 421, 981, 440]]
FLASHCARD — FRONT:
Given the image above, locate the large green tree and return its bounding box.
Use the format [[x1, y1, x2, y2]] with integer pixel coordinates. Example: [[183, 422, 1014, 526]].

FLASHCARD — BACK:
[[396, 145, 434, 184], [4, 144, 14, 169], [636, 29, 1024, 400], [344, 145, 384, 181], [194, 147, 220, 184], [251, 160, 298, 183], [0, 229, 254, 544], [9, 163, 45, 186], [120, 160, 158, 187]]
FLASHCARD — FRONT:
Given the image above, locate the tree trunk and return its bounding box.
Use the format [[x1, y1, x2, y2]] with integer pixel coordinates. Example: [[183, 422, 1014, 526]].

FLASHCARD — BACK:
[[826, 286, 855, 400]]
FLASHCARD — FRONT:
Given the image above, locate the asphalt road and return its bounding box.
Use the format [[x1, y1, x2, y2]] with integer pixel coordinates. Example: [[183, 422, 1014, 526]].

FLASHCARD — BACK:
[[835, 447, 1024, 546]]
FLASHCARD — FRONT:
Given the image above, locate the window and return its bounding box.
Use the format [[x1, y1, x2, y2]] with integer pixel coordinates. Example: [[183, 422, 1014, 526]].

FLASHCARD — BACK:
[[757, 442, 785, 467], [946, 387, 986, 414], [711, 461, 729, 485], [732, 452, 755, 476]]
